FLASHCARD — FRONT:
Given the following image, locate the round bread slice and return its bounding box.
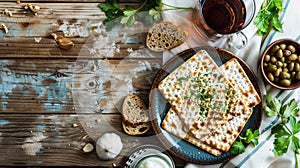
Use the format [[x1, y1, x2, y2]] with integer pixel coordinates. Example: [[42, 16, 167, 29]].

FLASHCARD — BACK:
[[146, 22, 188, 52], [121, 94, 150, 135], [122, 94, 149, 124]]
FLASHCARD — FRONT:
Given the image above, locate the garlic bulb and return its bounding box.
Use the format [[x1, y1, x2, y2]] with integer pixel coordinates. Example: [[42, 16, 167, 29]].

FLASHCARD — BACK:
[[96, 133, 123, 160]]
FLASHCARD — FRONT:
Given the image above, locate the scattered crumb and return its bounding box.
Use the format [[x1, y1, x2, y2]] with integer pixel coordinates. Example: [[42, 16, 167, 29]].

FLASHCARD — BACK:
[[34, 37, 42, 43], [82, 135, 89, 140], [95, 118, 101, 123], [16, 0, 21, 4], [4, 9, 13, 17], [72, 123, 79, 128], [127, 48, 133, 53], [112, 163, 117, 167], [89, 125, 93, 128], [0, 23, 8, 34], [23, 4, 40, 16]]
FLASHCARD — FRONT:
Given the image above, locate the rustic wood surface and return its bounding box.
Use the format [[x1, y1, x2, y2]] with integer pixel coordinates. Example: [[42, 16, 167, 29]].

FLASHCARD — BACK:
[[0, 0, 186, 167]]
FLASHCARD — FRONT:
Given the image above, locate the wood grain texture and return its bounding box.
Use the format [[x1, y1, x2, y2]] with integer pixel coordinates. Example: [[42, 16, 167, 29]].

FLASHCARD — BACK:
[[0, 113, 185, 166], [0, 0, 186, 167]]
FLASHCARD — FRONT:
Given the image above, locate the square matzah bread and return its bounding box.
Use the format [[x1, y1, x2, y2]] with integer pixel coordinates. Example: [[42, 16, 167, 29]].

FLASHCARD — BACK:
[[161, 56, 261, 154], [220, 58, 261, 108], [161, 108, 222, 156], [199, 58, 261, 152], [158, 50, 236, 139]]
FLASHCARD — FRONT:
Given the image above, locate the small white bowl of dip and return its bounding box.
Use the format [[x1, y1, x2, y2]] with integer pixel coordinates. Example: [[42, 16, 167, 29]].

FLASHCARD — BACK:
[[124, 145, 175, 168]]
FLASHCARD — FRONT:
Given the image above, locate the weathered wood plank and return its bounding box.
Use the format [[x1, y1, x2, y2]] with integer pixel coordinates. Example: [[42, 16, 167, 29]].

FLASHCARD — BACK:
[[0, 113, 186, 166], [0, 58, 162, 113], [0, 35, 158, 58], [0, 2, 145, 38]]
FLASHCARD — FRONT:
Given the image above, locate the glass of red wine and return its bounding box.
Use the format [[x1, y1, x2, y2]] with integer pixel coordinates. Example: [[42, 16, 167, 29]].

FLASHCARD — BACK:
[[193, 0, 255, 48]]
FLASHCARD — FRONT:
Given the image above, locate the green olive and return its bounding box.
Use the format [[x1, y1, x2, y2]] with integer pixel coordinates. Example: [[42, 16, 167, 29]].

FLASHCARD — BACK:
[[280, 72, 291, 79], [283, 49, 291, 57], [280, 44, 286, 50], [289, 62, 295, 71], [267, 64, 277, 72], [291, 71, 296, 78], [271, 45, 280, 53], [264, 54, 271, 62], [294, 63, 300, 71], [276, 61, 283, 67], [280, 79, 291, 86], [271, 56, 277, 63], [264, 63, 269, 67], [274, 77, 280, 83], [283, 68, 289, 72], [280, 57, 286, 63], [296, 71, 300, 80], [288, 54, 298, 61], [287, 45, 296, 53], [274, 68, 282, 77], [267, 73, 275, 81], [276, 49, 283, 58]]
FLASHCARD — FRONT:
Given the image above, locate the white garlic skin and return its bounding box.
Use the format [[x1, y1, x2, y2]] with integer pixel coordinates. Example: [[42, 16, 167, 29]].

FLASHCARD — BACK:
[[96, 133, 123, 160]]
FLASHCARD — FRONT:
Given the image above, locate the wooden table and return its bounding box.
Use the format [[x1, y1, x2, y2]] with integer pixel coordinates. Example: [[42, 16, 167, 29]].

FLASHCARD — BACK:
[[0, 0, 186, 167]]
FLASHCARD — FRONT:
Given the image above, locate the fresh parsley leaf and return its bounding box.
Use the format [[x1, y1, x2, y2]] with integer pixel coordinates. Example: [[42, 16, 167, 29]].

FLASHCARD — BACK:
[[245, 129, 260, 146], [271, 124, 290, 138], [291, 136, 300, 154], [264, 94, 282, 117], [290, 116, 300, 134], [273, 136, 290, 156], [121, 15, 136, 26], [231, 140, 245, 154], [254, 0, 284, 36], [281, 99, 299, 119], [231, 129, 260, 155]]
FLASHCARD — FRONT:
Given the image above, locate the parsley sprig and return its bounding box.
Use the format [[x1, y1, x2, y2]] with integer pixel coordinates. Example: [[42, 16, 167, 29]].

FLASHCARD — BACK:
[[231, 129, 260, 154], [264, 95, 300, 168], [254, 0, 283, 36], [98, 0, 192, 31]]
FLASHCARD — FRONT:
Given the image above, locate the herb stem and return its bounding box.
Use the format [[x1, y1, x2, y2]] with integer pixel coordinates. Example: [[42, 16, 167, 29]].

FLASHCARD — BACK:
[[161, 2, 193, 10], [281, 118, 293, 135], [295, 153, 299, 168]]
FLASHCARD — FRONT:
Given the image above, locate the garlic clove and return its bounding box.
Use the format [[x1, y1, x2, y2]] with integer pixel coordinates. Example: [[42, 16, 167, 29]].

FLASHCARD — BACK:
[[82, 143, 94, 153], [0, 23, 8, 34], [51, 33, 75, 50]]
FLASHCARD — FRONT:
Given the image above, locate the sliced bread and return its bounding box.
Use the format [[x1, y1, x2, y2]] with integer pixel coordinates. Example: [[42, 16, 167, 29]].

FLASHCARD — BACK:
[[146, 22, 188, 52], [121, 94, 150, 135]]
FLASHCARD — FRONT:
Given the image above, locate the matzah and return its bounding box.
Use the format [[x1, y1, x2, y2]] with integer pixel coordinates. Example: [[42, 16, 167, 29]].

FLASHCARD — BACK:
[[199, 58, 261, 152], [161, 108, 222, 156], [158, 50, 237, 139], [160, 55, 262, 154], [220, 58, 261, 108]]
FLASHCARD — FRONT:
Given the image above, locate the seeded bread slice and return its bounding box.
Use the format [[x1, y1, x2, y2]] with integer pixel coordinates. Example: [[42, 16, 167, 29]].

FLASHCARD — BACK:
[[121, 94, 150, 135], [122, 94, 149, 124], [146, 22, 188, 52]]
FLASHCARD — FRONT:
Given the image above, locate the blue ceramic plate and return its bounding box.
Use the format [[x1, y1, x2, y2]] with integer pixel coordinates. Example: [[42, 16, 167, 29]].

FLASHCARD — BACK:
[[149, 47, 263, 164]]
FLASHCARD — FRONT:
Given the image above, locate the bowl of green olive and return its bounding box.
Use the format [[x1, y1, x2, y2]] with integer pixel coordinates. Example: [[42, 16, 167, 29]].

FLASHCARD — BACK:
[[261, 39, 300, 90]]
